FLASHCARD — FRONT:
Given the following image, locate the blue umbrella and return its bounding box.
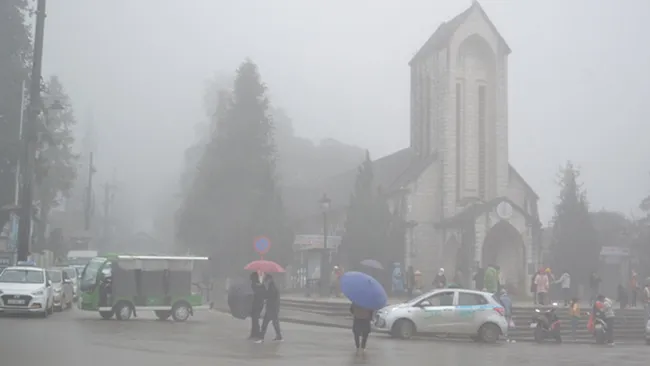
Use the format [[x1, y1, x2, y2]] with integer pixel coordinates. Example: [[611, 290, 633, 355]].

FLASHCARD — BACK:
[[340, 271, 388, 310], [360, 259, 384, 270]]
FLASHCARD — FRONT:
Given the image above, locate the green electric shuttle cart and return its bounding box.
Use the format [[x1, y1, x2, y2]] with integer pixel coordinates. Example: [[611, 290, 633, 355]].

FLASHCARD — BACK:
[[78, 254, 210, 321]]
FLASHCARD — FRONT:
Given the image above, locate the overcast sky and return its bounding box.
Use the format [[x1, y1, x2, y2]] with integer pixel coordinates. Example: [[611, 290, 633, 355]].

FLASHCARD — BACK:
[[41, 0, 650, 227]]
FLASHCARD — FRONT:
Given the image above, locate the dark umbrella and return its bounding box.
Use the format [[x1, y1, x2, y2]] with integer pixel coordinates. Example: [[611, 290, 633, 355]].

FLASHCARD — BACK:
[[360, 259, 384, 270], [227, 278, 253, 320]]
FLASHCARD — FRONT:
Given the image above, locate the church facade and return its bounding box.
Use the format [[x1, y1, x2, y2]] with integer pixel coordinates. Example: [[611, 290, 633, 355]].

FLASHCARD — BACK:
[[284, 2, 541, 293]]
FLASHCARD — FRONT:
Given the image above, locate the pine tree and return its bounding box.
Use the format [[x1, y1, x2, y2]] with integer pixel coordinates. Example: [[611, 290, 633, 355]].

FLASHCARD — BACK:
[[177, 60, 292, 275], [0, 0, 32, 229], [551, 161, 598, 286], [341, 152, 375, 269]]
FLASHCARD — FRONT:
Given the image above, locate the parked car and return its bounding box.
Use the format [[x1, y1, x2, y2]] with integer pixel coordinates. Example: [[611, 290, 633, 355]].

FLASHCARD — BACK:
[[373, 289, 508, 343], [47, 269, 74, 311], [645, 319, 650, 345], [0, 265, 54, 317]]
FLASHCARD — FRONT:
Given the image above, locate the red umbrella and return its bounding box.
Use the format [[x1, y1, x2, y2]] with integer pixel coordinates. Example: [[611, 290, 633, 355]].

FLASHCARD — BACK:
[[244, 260, 285, 273]]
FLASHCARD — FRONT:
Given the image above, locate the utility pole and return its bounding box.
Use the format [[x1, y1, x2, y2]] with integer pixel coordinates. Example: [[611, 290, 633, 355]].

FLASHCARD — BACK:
[[17, 0, 47, 262], [84, 152, 96, 230], [101, 178, 116, 253]]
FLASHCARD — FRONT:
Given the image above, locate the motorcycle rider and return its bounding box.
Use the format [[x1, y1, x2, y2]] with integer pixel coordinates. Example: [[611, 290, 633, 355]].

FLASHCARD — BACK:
[[594, 294, 615, 345]]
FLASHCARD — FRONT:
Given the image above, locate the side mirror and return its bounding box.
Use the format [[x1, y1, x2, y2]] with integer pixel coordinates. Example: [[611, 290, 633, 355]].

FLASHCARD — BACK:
[[64, 279, 72, 284], [46, 280, 52, 287], [417, 301, 432, 308]]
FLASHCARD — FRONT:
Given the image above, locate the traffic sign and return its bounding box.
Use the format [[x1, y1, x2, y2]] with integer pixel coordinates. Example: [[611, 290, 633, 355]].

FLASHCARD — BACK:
[[254, 236, 271, 255]]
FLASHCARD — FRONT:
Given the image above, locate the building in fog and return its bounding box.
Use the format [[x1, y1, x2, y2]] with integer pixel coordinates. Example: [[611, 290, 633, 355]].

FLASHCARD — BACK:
[[284, 1, 541, 291]]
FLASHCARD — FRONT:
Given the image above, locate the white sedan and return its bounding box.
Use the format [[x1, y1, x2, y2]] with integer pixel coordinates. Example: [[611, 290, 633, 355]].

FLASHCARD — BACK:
[[0, 266, 54, 317], [373, 289, 508, 343]]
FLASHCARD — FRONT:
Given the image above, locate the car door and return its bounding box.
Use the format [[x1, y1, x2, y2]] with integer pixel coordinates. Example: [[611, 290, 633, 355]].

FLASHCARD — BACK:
[[414, 291, 457, 333], [455, 291, 491, 333]]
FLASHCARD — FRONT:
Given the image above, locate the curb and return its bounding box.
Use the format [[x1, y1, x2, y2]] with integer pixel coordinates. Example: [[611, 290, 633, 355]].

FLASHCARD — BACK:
[[211, 309, 645, 344]]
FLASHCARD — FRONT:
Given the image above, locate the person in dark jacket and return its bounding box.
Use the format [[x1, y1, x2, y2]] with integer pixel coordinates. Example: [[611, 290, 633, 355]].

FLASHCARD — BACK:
[[350, 303, 374, 352], [249, 272, 265, 340], [256, 274, 282, 342]]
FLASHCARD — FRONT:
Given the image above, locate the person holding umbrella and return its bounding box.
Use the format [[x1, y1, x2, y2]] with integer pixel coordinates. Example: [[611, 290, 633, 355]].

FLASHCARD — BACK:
[[249, 272, 265, 340], [255, 274, 283, 343], [339, 271, 388, 353], [350, 303, 374, 352]]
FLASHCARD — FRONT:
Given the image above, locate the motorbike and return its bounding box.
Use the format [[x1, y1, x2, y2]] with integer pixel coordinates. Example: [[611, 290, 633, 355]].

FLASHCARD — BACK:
[[589, 310, 609, 344], [530, 303, 562, 343]]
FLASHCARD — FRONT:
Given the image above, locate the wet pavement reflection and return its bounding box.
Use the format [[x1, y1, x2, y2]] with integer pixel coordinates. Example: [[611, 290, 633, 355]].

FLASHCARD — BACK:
[[2, 310, 649, 366]]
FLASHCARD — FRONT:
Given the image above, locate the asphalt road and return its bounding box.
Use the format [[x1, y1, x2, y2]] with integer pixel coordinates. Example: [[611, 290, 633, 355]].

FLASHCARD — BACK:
[[2, 309, 650, 366]]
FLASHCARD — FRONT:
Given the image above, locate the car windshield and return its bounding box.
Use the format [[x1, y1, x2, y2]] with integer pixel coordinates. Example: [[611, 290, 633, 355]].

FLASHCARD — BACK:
[[0, 269, 44, 284], [81, 258, 105, 286], [47, 270, 63, 283]]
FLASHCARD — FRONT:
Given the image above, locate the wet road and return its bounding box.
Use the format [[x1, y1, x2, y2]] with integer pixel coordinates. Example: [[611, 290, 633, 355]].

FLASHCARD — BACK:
[[2, 309, 650, 366]]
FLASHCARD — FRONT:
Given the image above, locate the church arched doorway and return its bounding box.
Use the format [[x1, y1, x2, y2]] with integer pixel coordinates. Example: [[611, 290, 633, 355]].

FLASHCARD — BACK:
[[482, 221, 525, 293]]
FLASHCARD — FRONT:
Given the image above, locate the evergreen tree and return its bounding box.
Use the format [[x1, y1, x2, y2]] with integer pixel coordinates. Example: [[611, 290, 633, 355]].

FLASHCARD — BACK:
[[551, 161, 598, 286], [341, 152, 374, 269], [177, 60, 292, 275], [341, 152, 404, 273], [33, 76, 78, 252], [0, 0, 32, 229]]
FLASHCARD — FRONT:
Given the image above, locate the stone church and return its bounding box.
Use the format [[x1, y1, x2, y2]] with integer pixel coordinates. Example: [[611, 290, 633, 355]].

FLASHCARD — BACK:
[[284, 1, 541, 293]]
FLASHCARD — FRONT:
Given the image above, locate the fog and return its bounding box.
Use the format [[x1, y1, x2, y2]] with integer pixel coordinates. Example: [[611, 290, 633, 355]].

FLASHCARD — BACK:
[[42, 0, 650, 230]]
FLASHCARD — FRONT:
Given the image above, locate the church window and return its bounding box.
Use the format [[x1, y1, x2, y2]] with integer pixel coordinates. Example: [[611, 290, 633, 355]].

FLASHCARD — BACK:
[[478, 84, 486, 199], [455, 82, 463, 201]]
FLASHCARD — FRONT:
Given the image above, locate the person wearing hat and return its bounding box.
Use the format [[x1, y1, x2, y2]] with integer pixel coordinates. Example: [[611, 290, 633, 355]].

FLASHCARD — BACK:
[[433, 268, 447, 289]]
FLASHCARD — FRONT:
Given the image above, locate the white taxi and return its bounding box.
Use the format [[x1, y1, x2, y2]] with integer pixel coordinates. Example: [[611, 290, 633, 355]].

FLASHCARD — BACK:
[[0, 266, 54, 317]]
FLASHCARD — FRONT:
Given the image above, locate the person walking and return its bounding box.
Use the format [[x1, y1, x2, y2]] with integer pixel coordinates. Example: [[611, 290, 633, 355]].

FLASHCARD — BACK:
[[534, 269, 549, 305], [484, 265, 498, 294], [433, 268, 447, 289], [256, 274, 282, 343], [499, 288, 515, 343], [554, 270, 571, 306], [629, 271, 638, 307], [569, 297, 580, 341], [350, 303, 374, 353], [406, 266, 415, 298], [249, 272, 265, 340], [643, 279, 650, 324]]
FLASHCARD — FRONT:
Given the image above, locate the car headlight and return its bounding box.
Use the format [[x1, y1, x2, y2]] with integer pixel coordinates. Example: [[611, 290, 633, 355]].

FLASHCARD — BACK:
[[32, 290, 45, 296], [54, 288, 61, 293]]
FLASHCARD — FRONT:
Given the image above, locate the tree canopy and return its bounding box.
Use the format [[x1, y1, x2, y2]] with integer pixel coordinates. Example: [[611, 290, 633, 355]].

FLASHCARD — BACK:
[[177, 60, 293, 275], [551, 161, 598, 285], [0, 0, 32, 229]]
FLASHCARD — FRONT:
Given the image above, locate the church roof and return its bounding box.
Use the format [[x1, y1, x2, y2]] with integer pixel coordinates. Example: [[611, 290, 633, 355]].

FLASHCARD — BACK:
[[409, 1, 511, 66], [282, 148, 435, 220]]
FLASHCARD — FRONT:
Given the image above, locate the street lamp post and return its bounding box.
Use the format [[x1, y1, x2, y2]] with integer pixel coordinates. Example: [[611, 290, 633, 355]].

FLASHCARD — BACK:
[[319, 194, 331, 297]]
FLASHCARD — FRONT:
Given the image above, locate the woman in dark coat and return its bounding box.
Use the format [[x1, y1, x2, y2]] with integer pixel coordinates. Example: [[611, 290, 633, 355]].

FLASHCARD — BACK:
[[249, 272, 265, 339], [255, 274, 282, 342]]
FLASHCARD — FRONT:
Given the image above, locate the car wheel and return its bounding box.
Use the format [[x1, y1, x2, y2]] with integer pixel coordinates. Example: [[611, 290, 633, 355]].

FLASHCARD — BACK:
[[99, 311, 114, 320], [55, 305, 62, 312], [470, 336, 481, 342], [114, 302, 133, 321], [155, 310, 171, 320], [171, 302, 191, 322], [392, 319, 415, 340], [41, 308, 48, 318], [479, 323, 500, 343]]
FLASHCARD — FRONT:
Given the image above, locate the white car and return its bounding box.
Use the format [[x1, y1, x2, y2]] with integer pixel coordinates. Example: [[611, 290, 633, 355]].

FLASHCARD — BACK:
[[0, 266, 54, 317], [373, 288, 508, 343]]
